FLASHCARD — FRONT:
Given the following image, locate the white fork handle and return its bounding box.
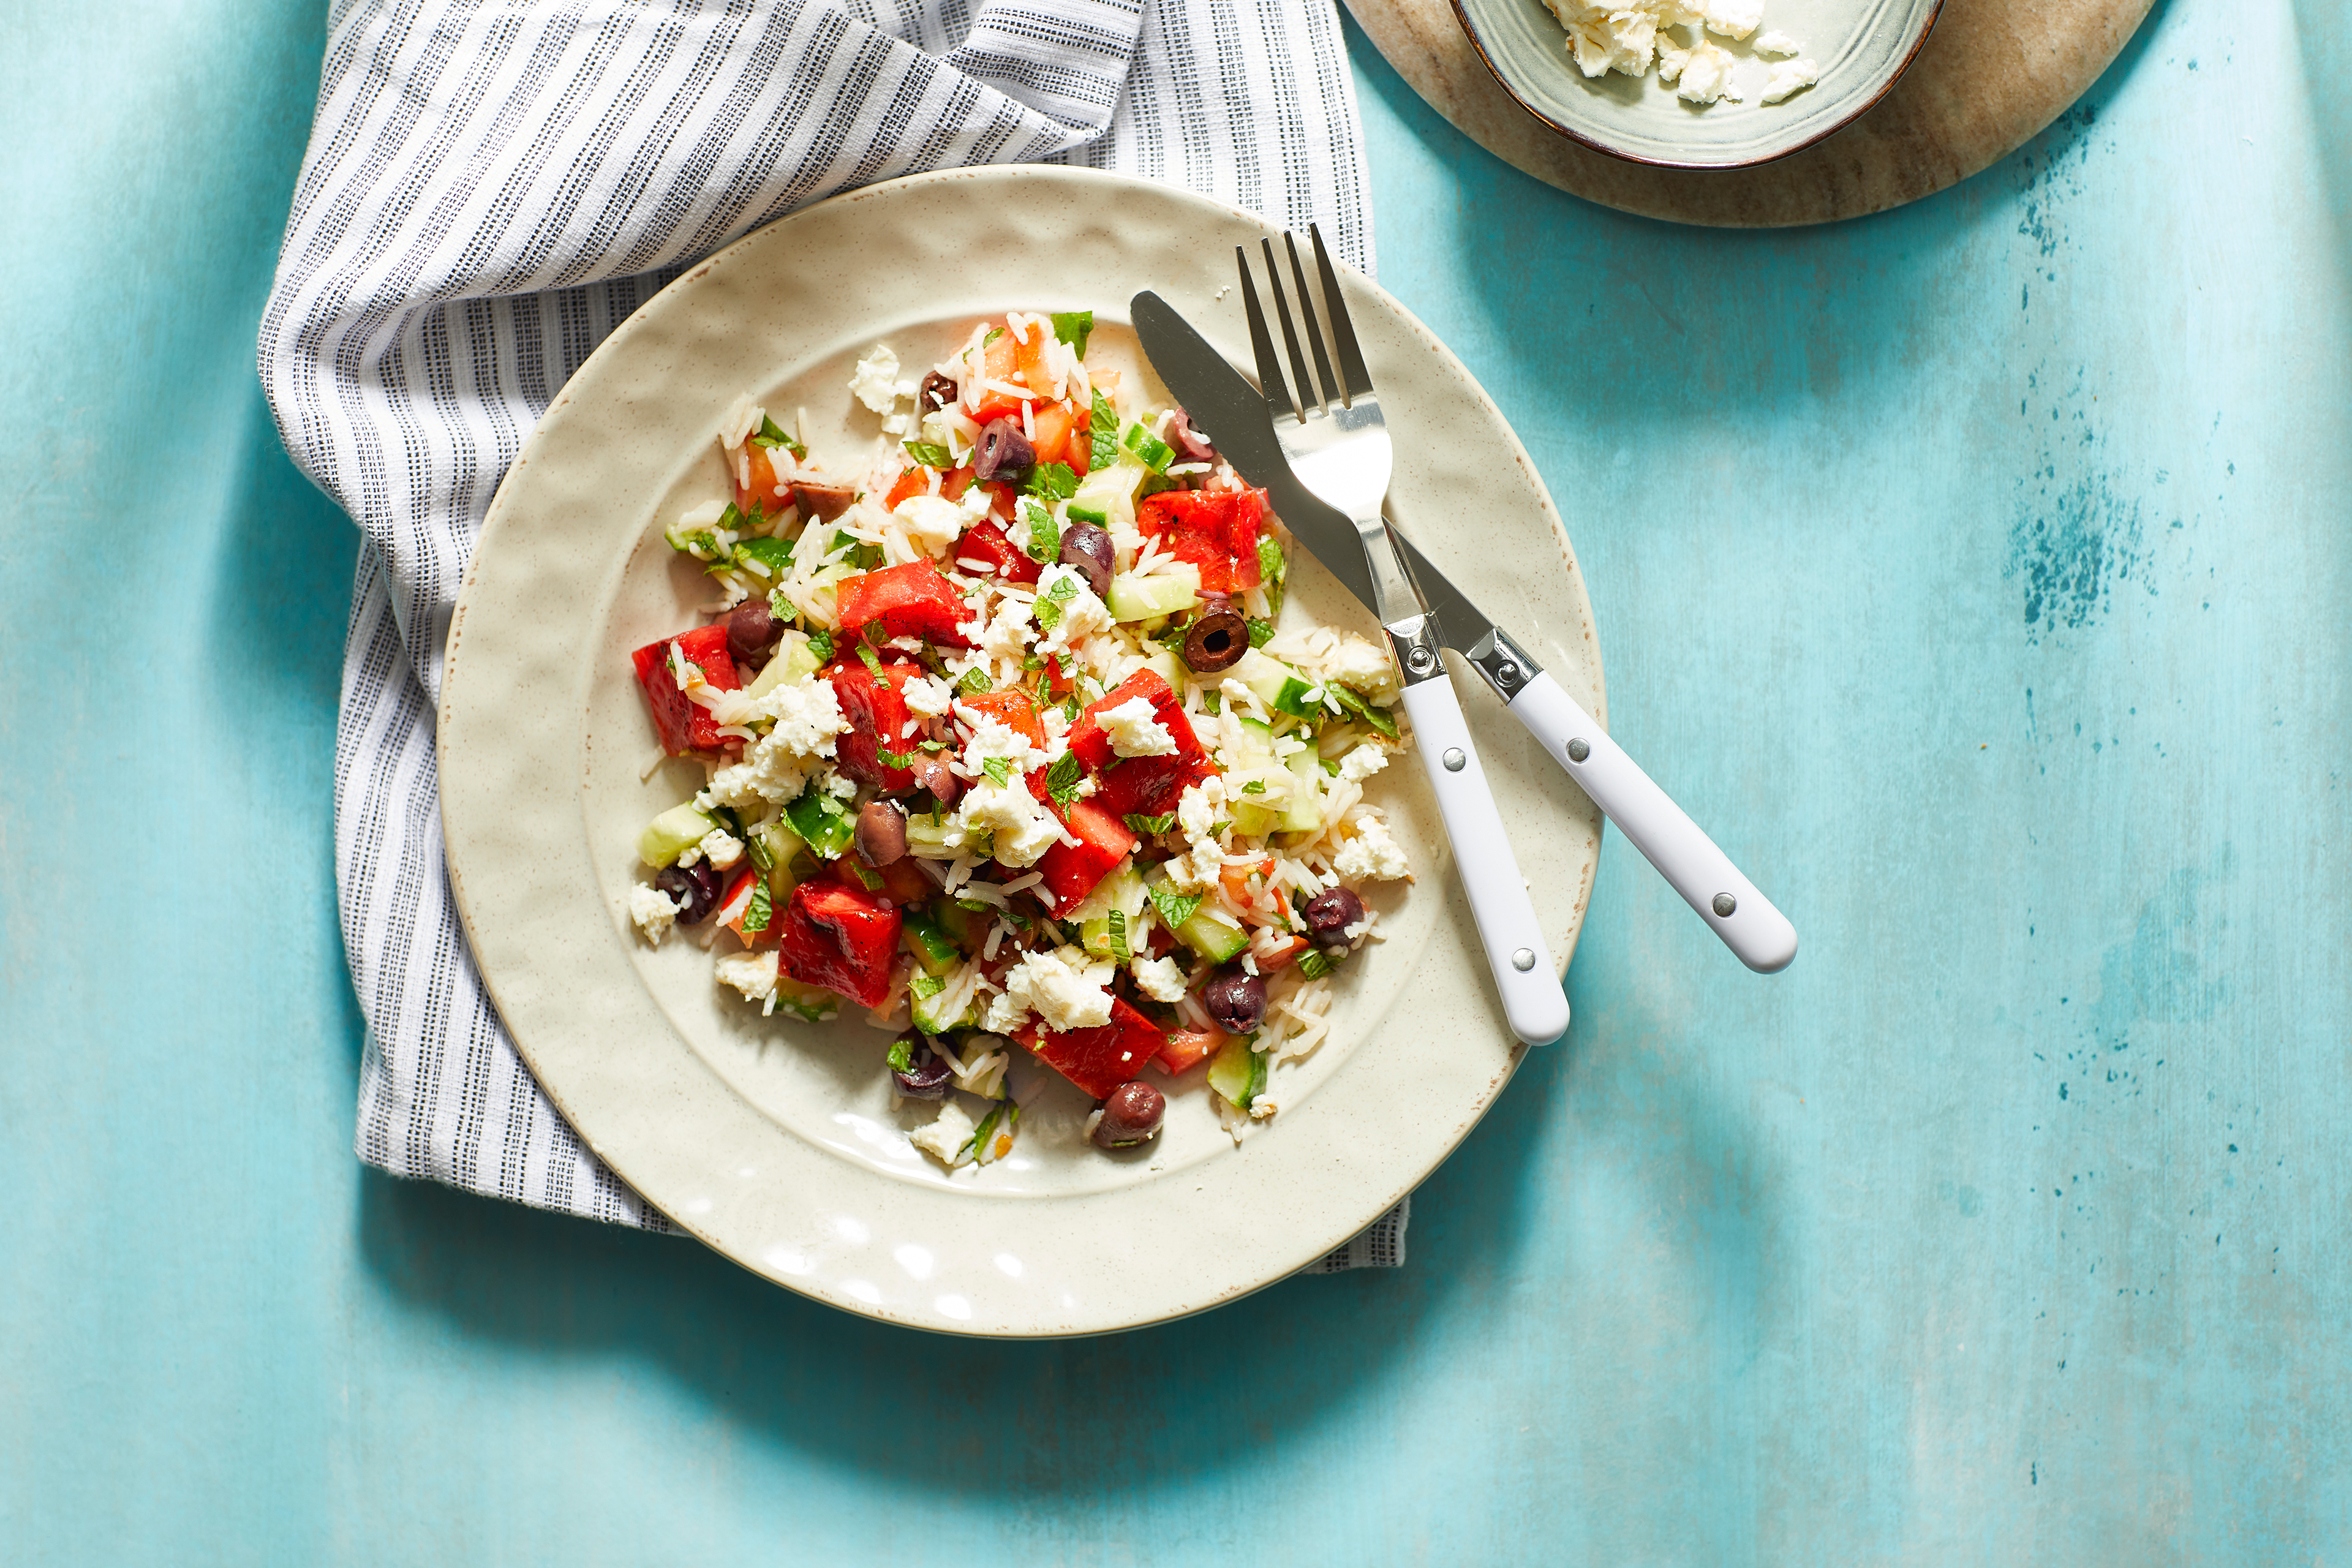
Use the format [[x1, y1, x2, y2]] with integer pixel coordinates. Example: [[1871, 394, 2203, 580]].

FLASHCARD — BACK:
[[1397, 678, 1571, 1046], [1508, 672, 1798, 974]]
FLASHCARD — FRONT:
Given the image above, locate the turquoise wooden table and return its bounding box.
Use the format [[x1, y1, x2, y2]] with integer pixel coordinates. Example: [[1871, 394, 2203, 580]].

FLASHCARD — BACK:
[[6, 1, 2348, 1559]]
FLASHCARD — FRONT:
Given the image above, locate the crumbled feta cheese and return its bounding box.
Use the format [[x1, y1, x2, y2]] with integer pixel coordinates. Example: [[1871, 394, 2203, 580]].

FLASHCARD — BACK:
[[628, 883, 682, 944], [1670, 35, 1740, 102], [714, 949, 781, 1004], [1096, 695, 1175, 758], [1700, 0, 1760, 40], [979, 987, 1031, 1036], [1323, 632, 1401, 704], [849, 345, 902, 414], [1337, 743, 1390, 783], [894, 487, 989, 556], [1033, 565, 1112, 660], [902, 673, 955, 719], [1754, 27, 1799, 54], [1760, 57, 1819, 102], [825, 770, 859, 801], [955, 778, 1066, 867], [1540, 0, 1804, 103], [1130, 954, 1189, 1003], [700, 677, 848, 812], [1176, 775, 1226, 843], [698, 829, 744, 870], [910, 1099, 976, 1167], [1334, 816, 1411, 882], [1000, 946, 1117, 1031]]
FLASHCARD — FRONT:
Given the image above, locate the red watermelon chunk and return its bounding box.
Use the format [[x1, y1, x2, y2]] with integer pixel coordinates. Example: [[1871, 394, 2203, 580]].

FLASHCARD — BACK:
[[1066, 668, 1214, 820], [1020, 774, 1138, 916], [829, 658, 926, 792], [631, 622, 742, 755], [1018, 998, 1169, 1099], [833, 560, 974, 647], [776, 880, 903, 1009], [1136, 488, 1266, 596]]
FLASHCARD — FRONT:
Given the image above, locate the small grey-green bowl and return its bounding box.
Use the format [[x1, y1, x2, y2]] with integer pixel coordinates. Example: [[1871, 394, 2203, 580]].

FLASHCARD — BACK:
[[1450, 0, 1943, 170]]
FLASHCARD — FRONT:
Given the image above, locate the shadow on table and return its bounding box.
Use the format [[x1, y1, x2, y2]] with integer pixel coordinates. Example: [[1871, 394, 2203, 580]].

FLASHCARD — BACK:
[[352, 951, 1773, 1499]]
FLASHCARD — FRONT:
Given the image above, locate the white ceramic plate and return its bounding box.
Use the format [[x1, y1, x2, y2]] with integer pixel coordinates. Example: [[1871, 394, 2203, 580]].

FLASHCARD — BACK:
[[1452, 0, 1942, 169], [439, 167, 1604, 1337]]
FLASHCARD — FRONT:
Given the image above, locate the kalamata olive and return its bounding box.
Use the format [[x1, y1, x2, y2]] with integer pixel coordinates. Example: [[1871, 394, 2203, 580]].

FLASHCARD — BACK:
[[1301, 886, 1367, 945], [1200, 969, 1267, 1033], [919, 371, 957, 412], [1182, 602, 1251, 674], [1058, 522, 1114, 599], [892, 1034, 954, 1099], [793, 481, 858, 522], [725, 596, 775, 666], [1169, 407, 1219, 464], [973, 418, 1036, 485], [908, 754, 962, 809], [654, 859, 723, 924], [1091, 1081, 1166, 1148], [854, 799, 909, 866]]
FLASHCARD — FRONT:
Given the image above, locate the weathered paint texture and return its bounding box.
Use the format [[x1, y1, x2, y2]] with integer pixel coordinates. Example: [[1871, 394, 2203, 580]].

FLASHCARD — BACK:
[[2, 0, 2346, 1561]]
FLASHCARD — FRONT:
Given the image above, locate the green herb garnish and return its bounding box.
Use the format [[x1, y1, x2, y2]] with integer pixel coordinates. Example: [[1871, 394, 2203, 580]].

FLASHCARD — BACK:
[[1090, 389, 1119, 473], [855, 639, 886, 677], [1107, 908, 1129, 962], [1247, 618, 1275, 648], [1023, 462, 1078, 502], [886, 1037, 914, 1074], [1297, 948, 1343, 981], [1240, 779, 1265, 795], [1051, 311, 1094, 356], [1045, 751, 1085, 811], [957, 667, 991, 696], [752, 415, 806, 459], [741, 879, 772, 937], [806, 627, 834, 663], [1147, 883, 1202, 932], [1124, 812, 1175, 836], [982, 756, 1014, 789], [1022, 499, 1060, 565], [903, 440, 954, 469]]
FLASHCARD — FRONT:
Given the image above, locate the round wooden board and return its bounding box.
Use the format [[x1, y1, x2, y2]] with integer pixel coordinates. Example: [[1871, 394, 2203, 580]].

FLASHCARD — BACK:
[[1344, 0, 2154, 225]]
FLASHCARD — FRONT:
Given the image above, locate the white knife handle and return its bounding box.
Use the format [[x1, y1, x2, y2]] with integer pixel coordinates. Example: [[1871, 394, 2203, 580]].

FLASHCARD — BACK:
[[1507, 671, 1798, 974], [1396, 676, 1571, 1046]]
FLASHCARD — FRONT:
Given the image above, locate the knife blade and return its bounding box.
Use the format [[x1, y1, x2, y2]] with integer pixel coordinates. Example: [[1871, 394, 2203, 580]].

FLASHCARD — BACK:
[[1131, 289, 1799, 974]]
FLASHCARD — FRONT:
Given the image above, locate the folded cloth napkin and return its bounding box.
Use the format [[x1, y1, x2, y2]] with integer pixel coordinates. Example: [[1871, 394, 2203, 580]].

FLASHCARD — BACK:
[[262, 0, 1406, 1272]]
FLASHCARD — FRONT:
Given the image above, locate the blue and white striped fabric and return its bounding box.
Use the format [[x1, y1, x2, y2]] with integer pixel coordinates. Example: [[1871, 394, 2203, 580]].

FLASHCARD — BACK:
[[260, 0, 1405, 1270]]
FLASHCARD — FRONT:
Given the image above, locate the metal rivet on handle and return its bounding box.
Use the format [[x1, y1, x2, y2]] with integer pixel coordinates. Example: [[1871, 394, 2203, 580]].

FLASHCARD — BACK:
[[1442, 748, 1465, 772], [1409, 647, 1434, 671], [1567, 737, 1589, 763], [1713, 893, 1737, 918], [1511, 949, 1536, 971], [1498, 663, 1519, 682]]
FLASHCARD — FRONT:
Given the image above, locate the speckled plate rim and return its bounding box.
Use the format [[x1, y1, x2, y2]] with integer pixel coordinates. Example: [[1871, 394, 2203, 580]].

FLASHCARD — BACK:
[[1450, 0, 1944, 170], [437, 166, 1605, 1338]]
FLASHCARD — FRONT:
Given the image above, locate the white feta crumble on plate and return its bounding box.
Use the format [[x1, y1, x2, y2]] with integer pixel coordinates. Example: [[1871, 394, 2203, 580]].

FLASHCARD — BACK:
[[1337, 742, 1390, 783], [910, 1100, 976, 1168], [698, 828, 745, 869], [1334, 815, 1411, 883], [1096, 694, 1175, 758], [714, 949, 780, 1005], [628, 883, 682, 944], [849, 344, 902, 414], [1760, 57, 1819, 102]]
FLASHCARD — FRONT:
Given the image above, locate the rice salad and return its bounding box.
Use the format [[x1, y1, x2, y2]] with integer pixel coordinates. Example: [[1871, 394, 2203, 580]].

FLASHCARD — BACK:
[[625, 311, 1412, 1169]]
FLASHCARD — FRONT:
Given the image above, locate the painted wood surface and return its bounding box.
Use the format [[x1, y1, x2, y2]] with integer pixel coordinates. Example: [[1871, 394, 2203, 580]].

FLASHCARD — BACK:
[[2, 0, 2346, 1560]]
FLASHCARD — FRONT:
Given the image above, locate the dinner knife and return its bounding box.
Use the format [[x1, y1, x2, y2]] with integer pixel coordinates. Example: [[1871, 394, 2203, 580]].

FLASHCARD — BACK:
[[1131, 290, 1798, 974]]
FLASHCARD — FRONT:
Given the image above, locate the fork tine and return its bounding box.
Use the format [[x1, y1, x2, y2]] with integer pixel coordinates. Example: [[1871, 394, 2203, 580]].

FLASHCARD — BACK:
[[1261, 238, 1323, 415], [1283, 233, 1343, 412], [1309, 225, 1373, 402], [1235, 245, 1297, 421]]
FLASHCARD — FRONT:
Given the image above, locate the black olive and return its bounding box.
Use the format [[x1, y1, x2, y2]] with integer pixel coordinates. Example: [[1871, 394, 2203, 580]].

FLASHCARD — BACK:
[[1182, 601, 1250, 674], [1058, 522, 1114, 599], [1169, 407, 1219, 463], [654, 859, 723, 924], [1091, 1082, 1166, 1148], [1301, 886, 1367, 944], [854, 799, 909, 866], [974, 418, 1035, 485], [1200, 970, 1267, 1033], [919, 371, 957, 412], [892, 1035, 954, 1099], [725, 597, 775, 666]]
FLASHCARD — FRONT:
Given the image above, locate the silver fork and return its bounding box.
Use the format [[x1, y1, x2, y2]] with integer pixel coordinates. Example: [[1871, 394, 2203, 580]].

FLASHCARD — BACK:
[[1236, 232, 1569, 1047]]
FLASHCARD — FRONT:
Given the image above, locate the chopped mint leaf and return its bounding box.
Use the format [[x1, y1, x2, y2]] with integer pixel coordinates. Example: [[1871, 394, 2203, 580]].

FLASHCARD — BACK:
[[752, 415, 806, 458], [1146, 883, 1202, 932], [903, 440, 954, 469], [886, 1038, 914, 1074], [733, 536, 794, 576], [1247, 617, 1275, 648], [1297, 948, 1343, 981], [877, 746, 919, 770], [984, 326, 1004, 345], [1257, 535, 1285, 585], [1090, 390, 1118, 473], [982, 756, 1014, 789], [855, 639, 886, 677], [1107, 908, 1129, 962], [957, 667, 991, 696], [1023, 462, 1077, 502], [805, 627, 834, 663], [1124, 812, 1175, 836], [1240, 779, 1265, 795], [1321, 756, 1341, 777], [1050, 311, 1094, 356], [1333, 683, 1400, 742], [1201, 690, 1221, 715], [1023, 499, 1060, 564], [742, 879, 772, 936], [1045, 751, 1085, 811]]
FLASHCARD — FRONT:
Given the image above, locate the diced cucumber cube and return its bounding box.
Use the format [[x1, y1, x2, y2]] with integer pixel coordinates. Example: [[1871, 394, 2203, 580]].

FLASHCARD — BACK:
[[1281, 747, 1324, 834], [1177, 902, 1249, 963], [904, 808, 963, 860], [1069, 461, 1150, 533], [1107, 566, 1202, 624], [1227, 800, 1281, 839], [1207, 1031, 1265, 1109], [908, 974, 971, 1035], [901, 910, 960, 978], [785, 789, 856, 859], [742, 630, 822, 699], [774, 978, 840, 1023], [639, 804, 717, 867], [1077, 866, 1146, 959], [1140, 647, 1185, 690]]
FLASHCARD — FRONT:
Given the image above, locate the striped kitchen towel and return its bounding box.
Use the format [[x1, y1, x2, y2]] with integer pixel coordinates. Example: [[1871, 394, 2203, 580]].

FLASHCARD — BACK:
[[260, 0, 1404, 1273]]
